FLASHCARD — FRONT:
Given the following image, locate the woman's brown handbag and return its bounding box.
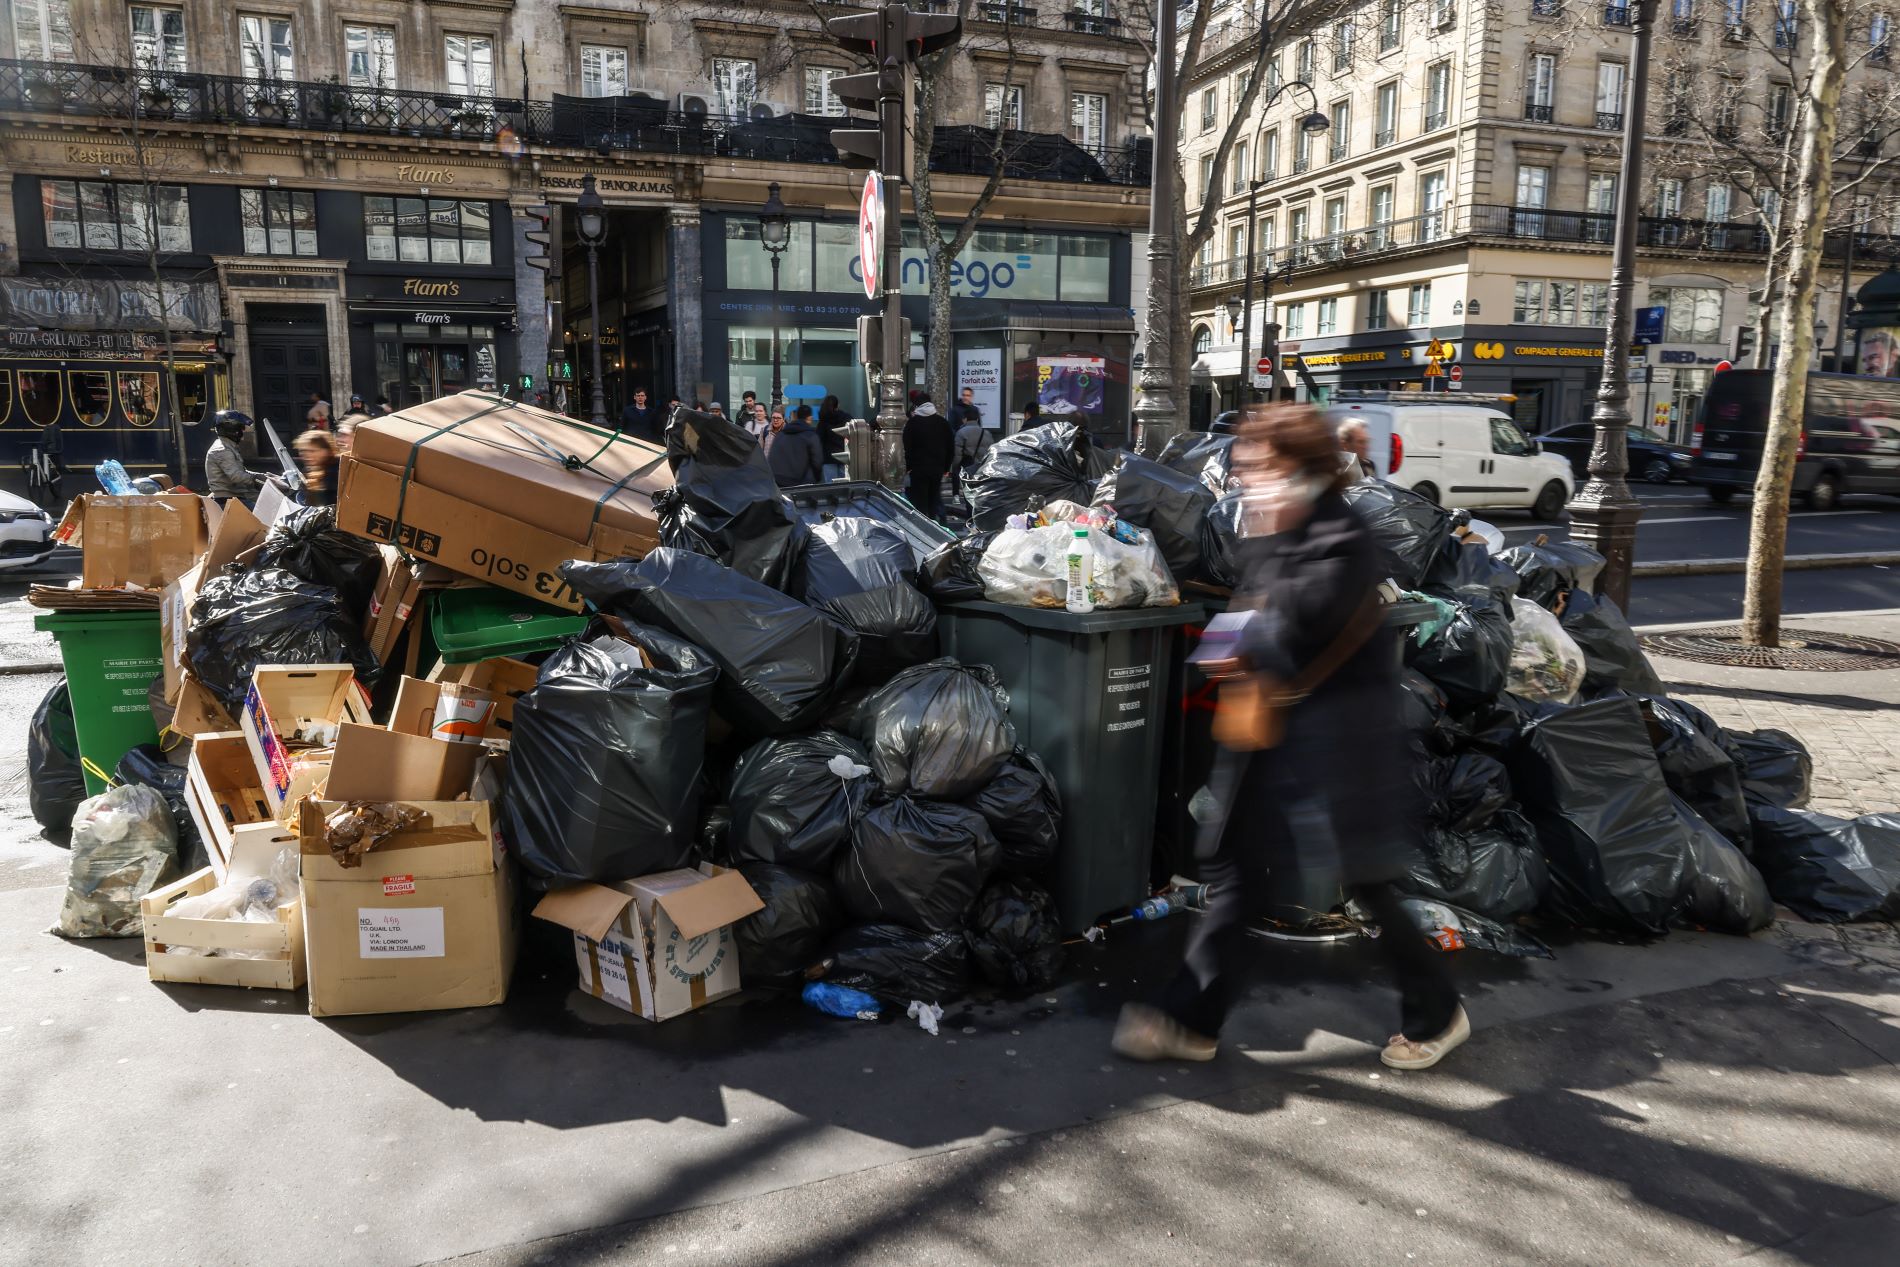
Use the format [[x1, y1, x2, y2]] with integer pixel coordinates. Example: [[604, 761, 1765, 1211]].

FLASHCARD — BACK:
[[1211, 597, 1381, 752]]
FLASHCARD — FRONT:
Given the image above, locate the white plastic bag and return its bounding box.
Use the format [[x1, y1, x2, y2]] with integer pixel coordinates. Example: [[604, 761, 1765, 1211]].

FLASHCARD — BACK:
[[52, 784, 179, 938], [978, 523, 1179, 610], [1507, 597, 1587, 704]]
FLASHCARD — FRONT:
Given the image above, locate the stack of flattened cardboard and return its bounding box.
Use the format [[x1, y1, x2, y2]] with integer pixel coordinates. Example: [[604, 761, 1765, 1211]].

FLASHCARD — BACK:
[[336, 392, 673, 610], [35, 490, 213, 610]]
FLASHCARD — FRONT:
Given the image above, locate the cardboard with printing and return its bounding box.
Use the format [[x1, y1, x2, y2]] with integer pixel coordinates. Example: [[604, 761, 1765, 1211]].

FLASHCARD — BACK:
[[160, 500, 267, 706], [184, 731, 273, 881], [533, 865, 763, 1022], [241, 666, 374, 820], [298, 799, 517, 1018], [56, 490, 212, 590], [142, 822, 306, 990], [404, 659, 538, 745]]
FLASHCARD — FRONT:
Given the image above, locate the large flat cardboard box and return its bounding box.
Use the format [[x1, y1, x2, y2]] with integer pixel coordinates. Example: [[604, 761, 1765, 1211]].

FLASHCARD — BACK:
[[184, 731, 273, 880], [142, 822, 305, 991], [298, 800, 517, 1018], [241, 666, 374, 821], [337, 392, 671, 610], [534, 865, 763, 1022], [55, 490, 211, 590]]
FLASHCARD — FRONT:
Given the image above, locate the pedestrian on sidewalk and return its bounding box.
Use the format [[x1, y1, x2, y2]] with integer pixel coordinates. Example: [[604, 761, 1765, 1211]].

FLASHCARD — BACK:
[[1337, 418, 1377, 483], [764, 407, 823, 486], [1113, 404, 1469, 1071], [904, 395, 955, 520], [293, 430, 340, 507]]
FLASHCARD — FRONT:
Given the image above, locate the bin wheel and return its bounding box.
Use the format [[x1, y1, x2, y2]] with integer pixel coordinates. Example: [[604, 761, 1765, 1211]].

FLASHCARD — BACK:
[[1411, 481, 1440, 505], [1707, 485, 1736, 505]]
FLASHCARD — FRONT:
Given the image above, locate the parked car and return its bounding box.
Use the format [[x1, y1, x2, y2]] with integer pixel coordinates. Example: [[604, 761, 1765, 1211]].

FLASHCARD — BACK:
[[0, 489, 56, 571], [1536, 423, 1694, 484], [1325, 395, 1575, 517], [1689, 369, 1900, 510]]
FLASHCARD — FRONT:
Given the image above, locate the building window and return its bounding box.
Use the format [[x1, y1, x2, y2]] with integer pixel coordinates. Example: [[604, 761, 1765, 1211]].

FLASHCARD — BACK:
[[1072, 91, 1108, 151], [1548, 281, 1578, 324], [1366, 289, 1390, 330], [1201, 87, 1217, 132], [1199, 154, 1215, 201], [1707, 181, 1733, 221], [1231, 141, 1250, 193], [1296, 38, 1315, 84], [364, 197, 493, 265], [1333, 19, 1355, 70], [1767, 82, 1792, 134], [1655, 177, 1684, 218], [1329, 99, 1351, 160], [1375, 81, 1398, 146], [1407, 283, 1431, 326], [1193, 325, 1213, 355], [1587, 172, 1618, 214], [1325, 195, 1347, 238], [41, 179, 191, 252], [713, 57, 758, 117], [1228, 224, 1246, 263], [1261, 129, 1280, 179], [1658, 285, 1724, 341], [13, 0, 76, 62], [1515, 164, 1549, 235], [1284, 302, 1306, 338], [238, 13, 294, 79], [1513, 279, 1545, 323], [1420, 170, 1448, 240], [446, 33, 494, 97], [240, 188, 316, 256], [1290, 205, 1309, 249], [582, 45, 630, 98], [1581, 282, 1610, 324], [1425, 60, 1451, 130], [1267, 56, 1283, 96], [129, 4, 186, 72], [1317, 297, 1338, 334], [1295, 125, 1314, 172], [1527, 53, 1557, 120], [984, 82, 1023, 129], [1369, 183, 1395, 247], [802, 66, 845, 115], [344, 24, 395, 90], [1381, 0, 1402, 50], [1595, 60, 1627, 127]]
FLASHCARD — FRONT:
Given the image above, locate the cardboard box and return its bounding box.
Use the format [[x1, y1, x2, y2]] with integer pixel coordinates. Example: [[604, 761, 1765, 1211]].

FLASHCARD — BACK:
[[55, 490, 211, 590], [241, 666, 373, 821], [298, 800, 517, 1018], [533, 865, 763, 1022], [160, 500, 267, 706], [407, 659, 538, 745], [361, 546, 424, 665], [336, 392, 670, 610], [142, 822, 305, 990], [171, 674, 236, 739], [184, 731, 273, 880]]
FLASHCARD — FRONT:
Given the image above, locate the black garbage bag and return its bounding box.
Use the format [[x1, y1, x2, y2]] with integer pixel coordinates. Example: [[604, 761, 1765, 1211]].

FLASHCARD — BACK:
[[962, 748, 1062, 876], [1406, 592, 1513, 709], [727, 730, 876, 872], [1671, 795, 1774, 934], [1156, 430, 1235, 493], [1420, 751, 1512, 833], [1507, 697, 1692, 936], [1748, 805, 1900, 922], [853, 658, 1016, 798], [253, 505, 383, 620], [28, 681, 85, 836], [1393, 894, 1554, 959], [1200, 489, 1244, 589], [1640, 697, 1750, 848], [186, 567, 380, 715], [1496, 539, 1606, 608], [1422, 538, 1521, 608], [733, 862, 840, 982], [500, 623, 717, 885], [114, 744, 208, 877], [919, 532, 995, 603], [564, 549, 858, 736], [833, 796, 998, 933], [1727, 727, 1813, 810], [825, 922, 973, 1000], [964, 877, 1065, 990], [1398, 670, 1458, 757], [792, 517, 938, 681], [1340, 479, 1453, 587], [1091, 452, 1216, 581], [1398, 807, 1548, 920], [659, 405, 805, 589], [962, 420, 1102, 529], [1560, 590, 1663, 695]]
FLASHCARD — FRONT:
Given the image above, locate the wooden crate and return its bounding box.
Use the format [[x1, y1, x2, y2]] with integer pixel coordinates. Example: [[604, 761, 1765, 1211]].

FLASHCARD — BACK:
[[184, 731, 274, 880], [141, 865, 306, 991]]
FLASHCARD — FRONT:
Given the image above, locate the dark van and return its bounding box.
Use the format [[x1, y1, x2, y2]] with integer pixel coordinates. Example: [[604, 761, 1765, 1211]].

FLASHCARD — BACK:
[[1689, 369, 1900, 510]]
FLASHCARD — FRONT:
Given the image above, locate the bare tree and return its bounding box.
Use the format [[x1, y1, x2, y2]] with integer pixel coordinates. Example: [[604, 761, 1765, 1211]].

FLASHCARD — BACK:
[[1743, 0, 1849, 647]]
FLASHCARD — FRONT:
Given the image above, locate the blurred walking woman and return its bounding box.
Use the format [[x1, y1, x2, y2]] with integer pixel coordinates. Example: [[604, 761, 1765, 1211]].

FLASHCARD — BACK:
[[294, 430, 339, 507], [1114, 405, 1469, 1070]]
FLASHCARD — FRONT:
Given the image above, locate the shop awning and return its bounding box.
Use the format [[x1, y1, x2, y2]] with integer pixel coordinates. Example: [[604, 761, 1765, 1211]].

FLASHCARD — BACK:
[[1192, 350, 1242, 379], [951, 303, 1136, 334]]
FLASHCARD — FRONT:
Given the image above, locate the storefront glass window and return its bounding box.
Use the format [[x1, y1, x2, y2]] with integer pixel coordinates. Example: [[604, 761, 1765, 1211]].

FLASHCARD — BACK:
[[726, 217, 815, 290], [242, 188, 318, 256], [173, 368, 210, 424], [118, 372, 160, 426], [19, 371, 60, 426], [69, 371, 111, 425], [42, 179, 192, 252], [726, 324, 866, 420], [1058, 235, 1111, 302], [0, 371, 11, 425], [365, 197, 491, 264]]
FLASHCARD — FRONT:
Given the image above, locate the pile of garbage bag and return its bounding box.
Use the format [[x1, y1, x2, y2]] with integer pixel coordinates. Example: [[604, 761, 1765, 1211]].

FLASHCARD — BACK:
[[27, 681, 84, 836], [187, 567, 381, 714], [51, 784, 178, 938], [658, 404, 806, 590], [253, 505, 384, 620], [961, 421, 1113, 530]]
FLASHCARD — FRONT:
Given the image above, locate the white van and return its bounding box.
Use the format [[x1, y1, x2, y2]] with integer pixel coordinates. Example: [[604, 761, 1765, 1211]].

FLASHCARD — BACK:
[[1326, 394, 1575, 518]]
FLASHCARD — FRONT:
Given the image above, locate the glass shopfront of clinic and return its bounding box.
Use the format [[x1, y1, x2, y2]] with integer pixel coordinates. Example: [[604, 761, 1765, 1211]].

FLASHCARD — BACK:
[[704, 213, 1130, 428]]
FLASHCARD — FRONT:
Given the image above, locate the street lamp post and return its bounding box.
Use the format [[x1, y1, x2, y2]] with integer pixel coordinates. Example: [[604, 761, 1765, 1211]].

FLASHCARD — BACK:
[[1130, 0, 1180, 455], [1237, 180, 1262, 405], [759, 182, 790, 415], [1565, 0, 1656, 610], [575, 174, 609, 428], [1223, 293, 1244, 411]]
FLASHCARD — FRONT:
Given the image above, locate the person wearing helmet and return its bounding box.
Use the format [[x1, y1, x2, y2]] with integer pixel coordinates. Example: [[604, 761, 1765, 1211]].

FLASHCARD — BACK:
[[205, 411, 266, 507]]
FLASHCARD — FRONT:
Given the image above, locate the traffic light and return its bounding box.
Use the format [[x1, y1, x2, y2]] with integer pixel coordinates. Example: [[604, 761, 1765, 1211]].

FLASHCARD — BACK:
[[825, 2, 960, 183], [520, 205, 553, 272], [1733, 325, 1756, 364]]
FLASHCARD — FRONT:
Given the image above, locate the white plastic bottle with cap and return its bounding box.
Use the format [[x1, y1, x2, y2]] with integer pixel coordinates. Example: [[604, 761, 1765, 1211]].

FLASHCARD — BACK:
[[1065, 523, 1095, 614]]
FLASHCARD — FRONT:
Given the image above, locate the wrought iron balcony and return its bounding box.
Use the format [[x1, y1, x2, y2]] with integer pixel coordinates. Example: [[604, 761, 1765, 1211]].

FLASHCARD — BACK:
[[1531, 0, 1564, 15], [978, 2, 1038, 23], [0, 57, 1148, 186], [1423, 109, 1448, 131], [1604, 4, 1632, 25], [1671, 17, 1700, 36], [1062, 9, 1122, 34], [1525, 103, 1555, 123], [1375, 127, 1395, 147], [1596, 110, 1626, 130]]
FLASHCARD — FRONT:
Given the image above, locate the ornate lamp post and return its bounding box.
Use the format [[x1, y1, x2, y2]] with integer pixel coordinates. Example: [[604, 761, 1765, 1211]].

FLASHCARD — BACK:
[[759, 182, 791, 415], [575, 174, 609, 428]]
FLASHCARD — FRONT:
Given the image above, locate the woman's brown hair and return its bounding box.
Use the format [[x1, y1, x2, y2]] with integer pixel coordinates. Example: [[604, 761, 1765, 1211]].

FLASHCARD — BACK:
[[1234, 404, 1352, 496], [294, 429, 338, 464]]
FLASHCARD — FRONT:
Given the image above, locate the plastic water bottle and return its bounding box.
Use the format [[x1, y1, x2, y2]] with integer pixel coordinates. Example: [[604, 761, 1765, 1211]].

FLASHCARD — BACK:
[[1131, 895, 1175, 921], [802, 981, 881, 1021], [94, 460, 135, 495], [1065, 525, 1095, 614], [1131, 886, 1212, 921]]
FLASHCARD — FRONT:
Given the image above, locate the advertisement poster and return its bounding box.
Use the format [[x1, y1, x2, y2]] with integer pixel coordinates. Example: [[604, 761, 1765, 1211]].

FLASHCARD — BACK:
[[1859, 327, 1900, 377], [956, 347, 1005, 429], [1036, 356, 1107, 415]]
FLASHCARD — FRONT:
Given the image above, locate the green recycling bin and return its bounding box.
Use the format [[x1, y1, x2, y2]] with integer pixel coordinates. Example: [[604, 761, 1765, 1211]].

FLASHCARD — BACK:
[[33, 611, 163, 795], [429, 585, 586, 665], [936, 599, 1206, 932]]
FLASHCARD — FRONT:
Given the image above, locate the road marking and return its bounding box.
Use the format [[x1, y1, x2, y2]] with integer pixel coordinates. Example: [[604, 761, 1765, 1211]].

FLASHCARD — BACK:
[[1640, 515, 1740, 525], [1792, 510, 1881, 518]]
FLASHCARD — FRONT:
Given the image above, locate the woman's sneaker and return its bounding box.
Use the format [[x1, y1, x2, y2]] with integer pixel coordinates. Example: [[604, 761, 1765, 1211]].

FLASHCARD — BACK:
[[1111, 1004, 1218, 1062]]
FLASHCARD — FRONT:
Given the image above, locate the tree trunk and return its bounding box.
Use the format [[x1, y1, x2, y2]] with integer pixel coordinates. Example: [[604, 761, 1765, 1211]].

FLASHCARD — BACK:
[[1743, 0, 1847, 647]]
